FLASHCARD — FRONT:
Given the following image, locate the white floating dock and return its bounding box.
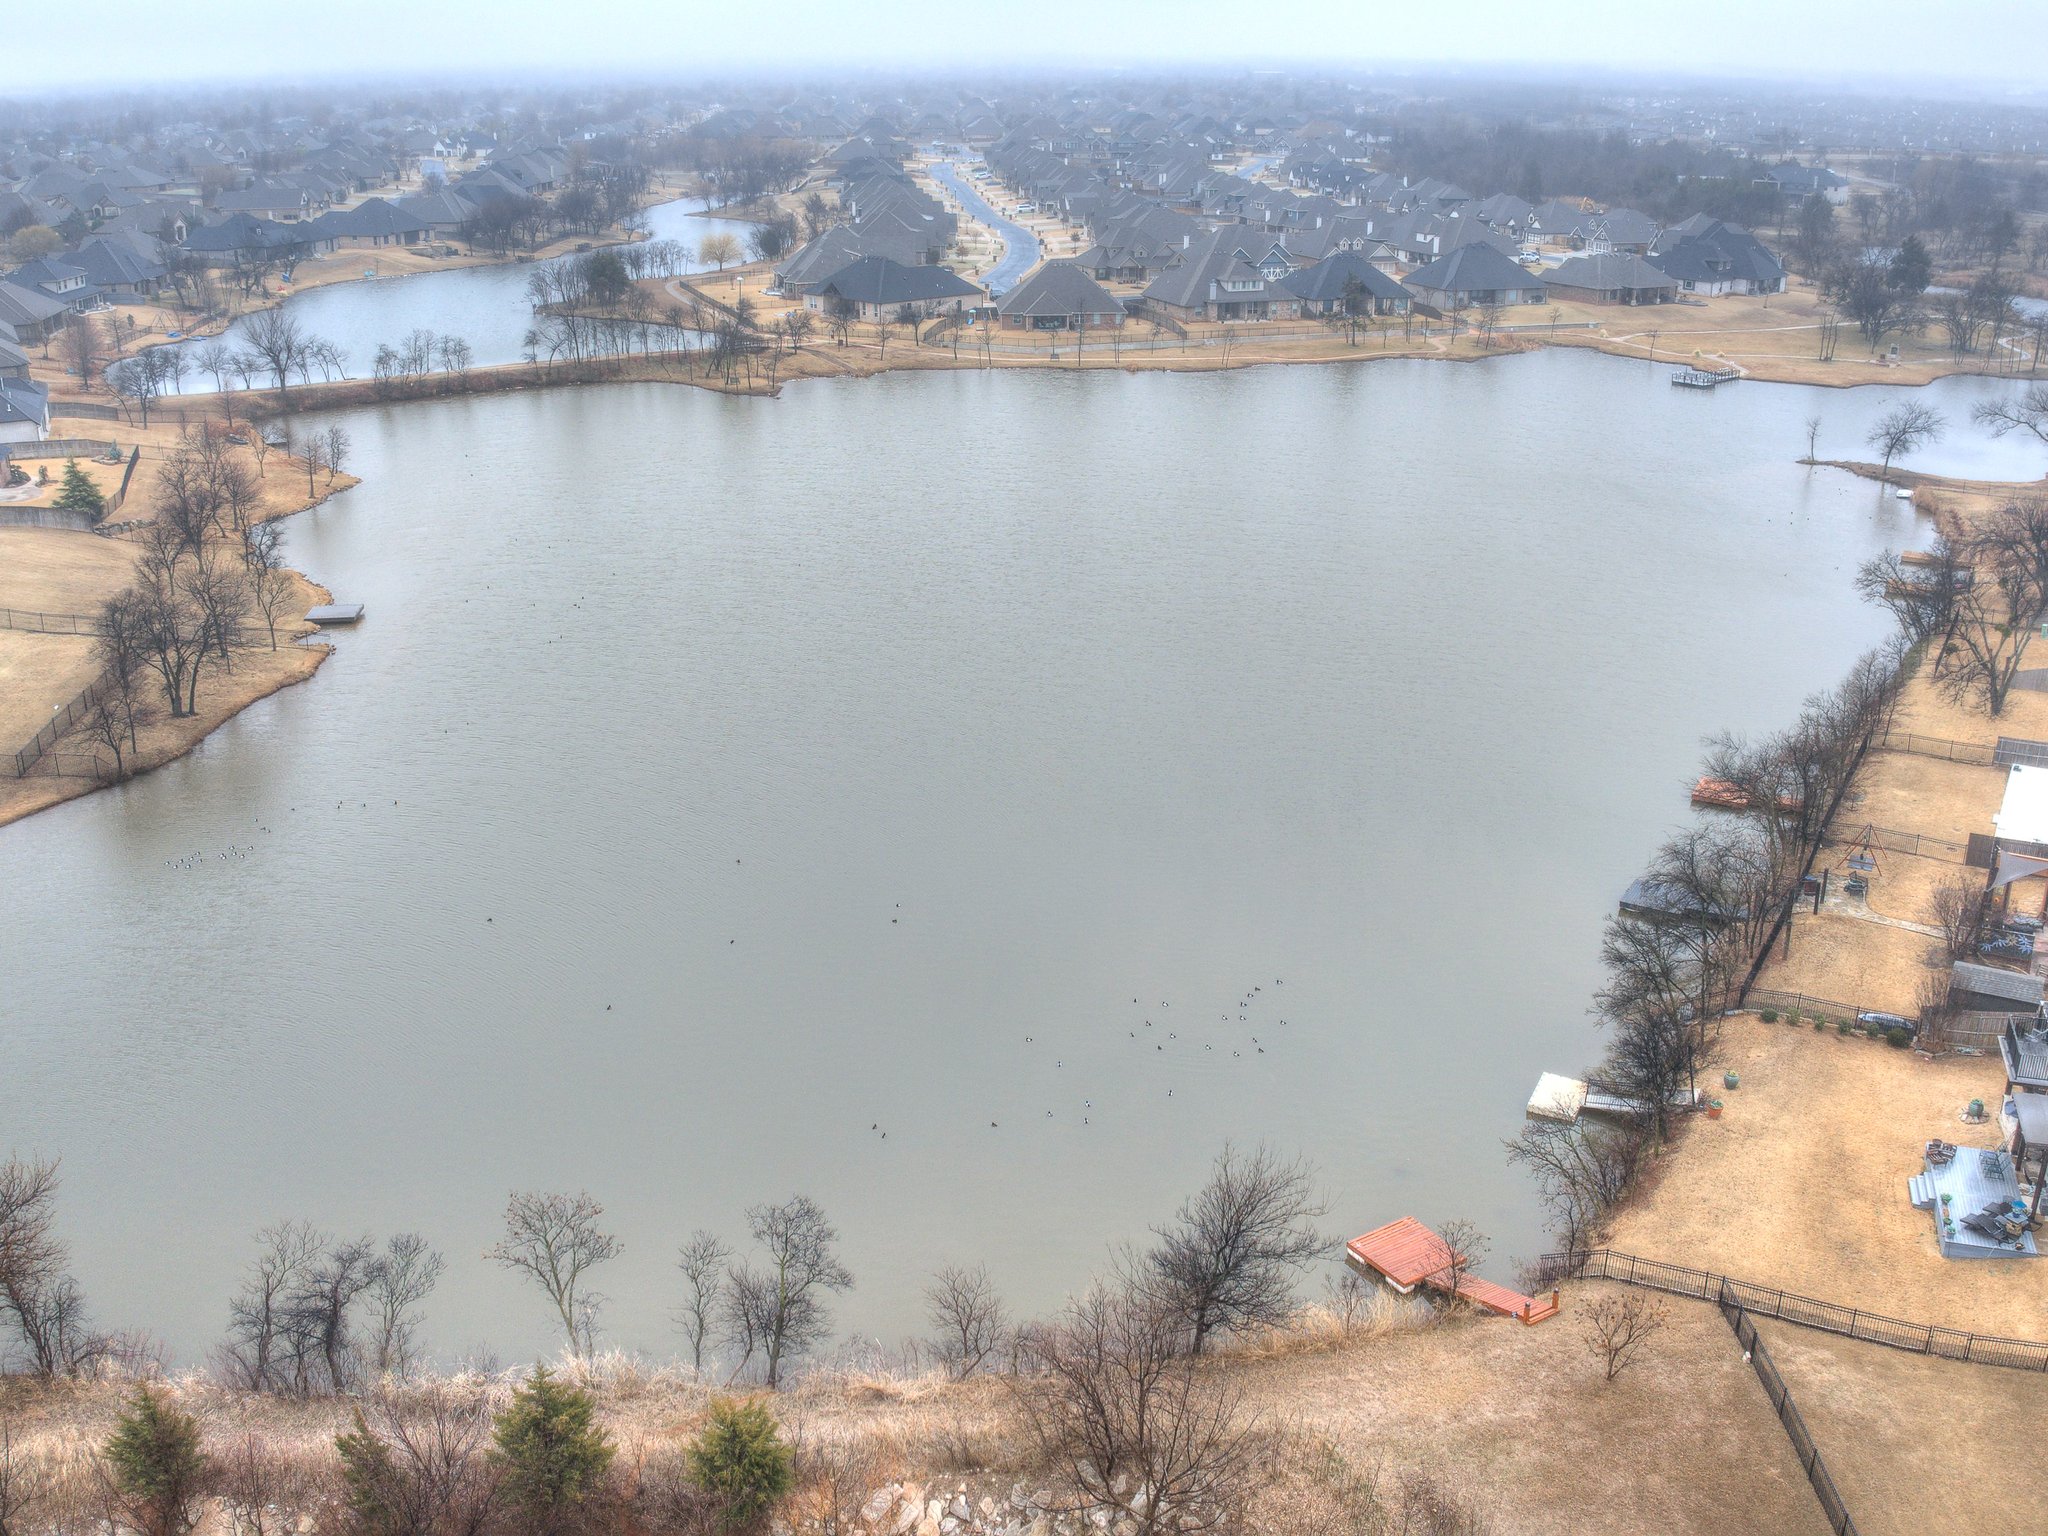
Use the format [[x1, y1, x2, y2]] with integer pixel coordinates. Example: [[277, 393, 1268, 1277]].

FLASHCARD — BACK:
[[1528, 1072, 1589, 1122], [1528, 1072, 1698, 1123], [306, 603, 365, 625]]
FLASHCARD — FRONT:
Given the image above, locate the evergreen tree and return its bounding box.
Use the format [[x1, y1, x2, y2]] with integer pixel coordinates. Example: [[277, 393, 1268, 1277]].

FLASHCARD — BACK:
[[103, 1386, 208, 1536], [685, 1397, 792, 1531], [334, 1408, 403, 1536], [1889, 234, 1933, 296], [491, 1367, 614, 1530], [52, 458, 107, 523]]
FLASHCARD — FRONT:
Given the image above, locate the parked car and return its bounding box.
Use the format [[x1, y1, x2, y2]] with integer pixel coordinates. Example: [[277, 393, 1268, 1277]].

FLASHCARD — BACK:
[[1015, 201, 1037, 213]]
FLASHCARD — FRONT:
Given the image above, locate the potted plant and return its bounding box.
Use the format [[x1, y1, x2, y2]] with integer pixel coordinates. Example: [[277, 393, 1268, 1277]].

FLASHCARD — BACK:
[[1706, 1098, 1724, 1120], [1723, 1070, 1740, 1091]]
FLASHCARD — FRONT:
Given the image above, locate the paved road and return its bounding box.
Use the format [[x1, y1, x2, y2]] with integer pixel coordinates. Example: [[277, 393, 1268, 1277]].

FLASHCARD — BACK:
[[929, 161, 1042, 294]]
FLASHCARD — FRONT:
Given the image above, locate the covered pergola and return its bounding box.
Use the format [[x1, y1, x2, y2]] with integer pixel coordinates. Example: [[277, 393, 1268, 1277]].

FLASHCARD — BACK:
[[2011, 1091, 2048, 1219]]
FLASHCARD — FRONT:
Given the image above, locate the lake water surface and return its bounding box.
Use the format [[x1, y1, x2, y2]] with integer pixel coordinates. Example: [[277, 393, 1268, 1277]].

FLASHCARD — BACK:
[[6, 346, 2046, 1365]]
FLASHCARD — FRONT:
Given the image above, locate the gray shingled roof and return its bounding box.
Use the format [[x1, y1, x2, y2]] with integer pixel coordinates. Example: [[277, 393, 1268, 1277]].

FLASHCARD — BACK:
[[1404, 243, 1542, 295], [1544, 252, 1679, 292], [1952, 961, 2043, 1005], [1276, 251, 1409, 304], [995, 261, 1124, 319], [815, 257, 981, 306]]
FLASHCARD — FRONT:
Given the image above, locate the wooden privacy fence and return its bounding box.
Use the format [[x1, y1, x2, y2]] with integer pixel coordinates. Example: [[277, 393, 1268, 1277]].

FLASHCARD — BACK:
[[1, 438, 119, 461], [1722, 1302, 1860, 1536], [1546, 1249, 2048, 1371]]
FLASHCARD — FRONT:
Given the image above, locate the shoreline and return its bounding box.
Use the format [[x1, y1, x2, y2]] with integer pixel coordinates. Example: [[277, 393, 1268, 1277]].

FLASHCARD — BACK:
[[5, 320, 2043, 839]]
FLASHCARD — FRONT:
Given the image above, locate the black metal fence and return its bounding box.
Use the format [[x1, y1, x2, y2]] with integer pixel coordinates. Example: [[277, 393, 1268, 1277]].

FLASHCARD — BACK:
[[9, 667, 116, 778], [1548, 1249, 2048, 1371], [1741, 990, 2003, 1050], [1875, 728, 1995, 765], [1826, 823, 1967, 862], [0, 608, 101, 635], [1722, 1302, 1859, 1536]]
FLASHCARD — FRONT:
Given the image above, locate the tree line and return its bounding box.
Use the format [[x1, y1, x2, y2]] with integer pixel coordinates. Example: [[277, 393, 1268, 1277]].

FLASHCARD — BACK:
[[2, 1144, 1507, 1534], [1511, 639, 1910, 1254]]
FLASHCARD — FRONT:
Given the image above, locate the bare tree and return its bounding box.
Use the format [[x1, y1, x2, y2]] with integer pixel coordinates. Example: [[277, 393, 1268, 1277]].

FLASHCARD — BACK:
[[1580, 1291, 1669, 1382], [242, 308, 309, 407], [1148, 1143, 1328, 1353], [241, 522, 297, 649], [1975, 383, 2048, 462], [725, 1195, 852, 1389], [366, 1233, 444, 1383], [0, 1156, 104, 1379], [1866, 402, 1945, 482], [222, 1221, 326, 1393], [1019, 1279, 1261, 1536], [1505, 1119, 1648, 1255], [1855, 539, 1963, 643], [337, 1385, 500, 1536], [295, 1237, 379, 1392], [923, 1264, 1008, 1378], [1932, 871, 1988, 962], [1803, 415, 1821, 462], [216, 1428, 320, 1536], [59, 315, 99, 391], [487, 1191, 620, 1357], [673, 1231, 729, 1376], [321, 424, 351, 486], [1940, 504, 2048, 716], [698, 233, 740, 271], [1420, 1220, 1488, 1307]]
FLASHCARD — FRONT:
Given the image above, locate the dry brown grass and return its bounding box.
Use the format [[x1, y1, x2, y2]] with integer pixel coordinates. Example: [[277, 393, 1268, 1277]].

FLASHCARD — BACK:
[[1606, 1015, 2041, 1335], [1754, 1319, 2048, 1536], [0, 1286, 1829, 1536], [1224, 1281, 1828, 1536], [0, 425, 345, 830]]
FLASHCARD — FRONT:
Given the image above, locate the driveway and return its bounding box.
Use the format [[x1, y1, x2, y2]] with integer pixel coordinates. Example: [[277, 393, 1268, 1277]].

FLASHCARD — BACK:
[[928, 161, 1041, 294]]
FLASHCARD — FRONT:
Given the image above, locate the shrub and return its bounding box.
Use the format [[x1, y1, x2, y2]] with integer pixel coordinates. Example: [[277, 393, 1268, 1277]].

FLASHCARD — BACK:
[[103, 1386, 208, 1536], [492, 1367, 614, 1528], [1786, 1009, 1802, 1027], [1813, 1017, 1827, 1032], [686, 1398, 793, 1531], [1837, 1018, 1851, 1035], [1886, 1027, 1911, 1048], [1759, 1009, 1778, 1023]]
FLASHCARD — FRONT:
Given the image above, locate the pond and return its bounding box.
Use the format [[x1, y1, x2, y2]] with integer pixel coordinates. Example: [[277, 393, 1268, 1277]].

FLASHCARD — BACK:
[[4, 349, 2043, 1365]]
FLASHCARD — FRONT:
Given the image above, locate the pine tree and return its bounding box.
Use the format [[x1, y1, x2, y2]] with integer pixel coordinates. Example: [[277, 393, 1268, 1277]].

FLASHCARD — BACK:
[[103, 1386, 208, 1536], [491, 1366, 614, 1529], [334, 1408, 403, 1536], [685, 1397, 792, 1530], [52, 458, 107, 523]]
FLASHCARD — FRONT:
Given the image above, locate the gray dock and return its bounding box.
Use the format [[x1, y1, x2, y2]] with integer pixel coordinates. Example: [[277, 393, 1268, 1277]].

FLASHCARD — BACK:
[[1671, 367, 1740, 389], [306, 604, 365, 626]]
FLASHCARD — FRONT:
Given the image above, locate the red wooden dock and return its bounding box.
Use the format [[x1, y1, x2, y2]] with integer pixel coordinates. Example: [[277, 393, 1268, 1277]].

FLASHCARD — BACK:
[[1346, 1218, 1561, 1324]]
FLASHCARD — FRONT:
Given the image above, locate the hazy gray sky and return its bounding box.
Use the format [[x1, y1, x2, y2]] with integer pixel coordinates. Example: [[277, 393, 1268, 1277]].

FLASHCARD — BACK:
[[17, 0, 2048, 93]]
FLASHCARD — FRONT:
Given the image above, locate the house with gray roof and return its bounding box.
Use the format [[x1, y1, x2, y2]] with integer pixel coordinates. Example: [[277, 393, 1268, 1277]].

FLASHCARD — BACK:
[[1543, 252, 1679, 306], [996, 262, 1125, 330], [1648, 216, 1786, 296], [806, 257, 982, 322], [1276, 251, 1411, 316], [0, 375, 49, 445], [1140, 228, 1300, 323], [1403, 244, 1545, 311], [0, 277, 70, 344]]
